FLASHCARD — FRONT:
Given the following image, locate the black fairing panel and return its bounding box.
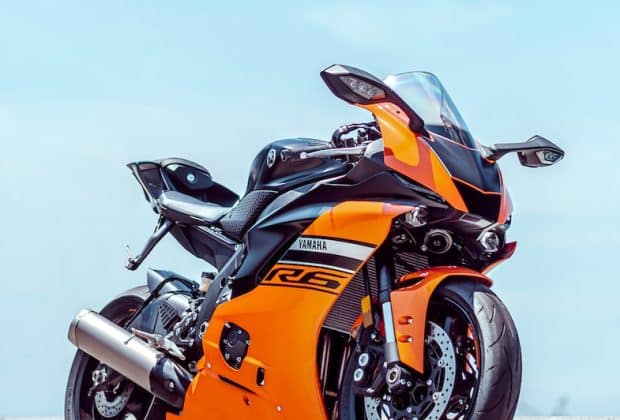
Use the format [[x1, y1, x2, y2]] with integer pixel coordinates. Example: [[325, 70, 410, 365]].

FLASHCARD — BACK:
[[232, 218, 315, 296], [128, 271, 196, 336], [426, 136, 500, 192], [128, 158, 239, 207], [453, 181, 501, 221], [159, 158, 239, 207], [169, 225, 236, 270], [230, 160, 448, 297], [245, 138, 349, 194], [425, 135, 502, 220]]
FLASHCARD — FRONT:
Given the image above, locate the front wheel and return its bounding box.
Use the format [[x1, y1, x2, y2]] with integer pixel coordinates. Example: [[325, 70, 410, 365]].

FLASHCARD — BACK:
[[339, 280, 522, 420]]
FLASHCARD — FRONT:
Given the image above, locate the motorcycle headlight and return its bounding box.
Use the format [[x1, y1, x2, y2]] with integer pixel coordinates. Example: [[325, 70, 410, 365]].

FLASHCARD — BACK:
[[478, 230, 501, 253]]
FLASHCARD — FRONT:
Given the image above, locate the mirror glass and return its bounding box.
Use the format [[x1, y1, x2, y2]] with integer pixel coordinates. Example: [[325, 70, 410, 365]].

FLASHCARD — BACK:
[[518, 147, 563, 167]]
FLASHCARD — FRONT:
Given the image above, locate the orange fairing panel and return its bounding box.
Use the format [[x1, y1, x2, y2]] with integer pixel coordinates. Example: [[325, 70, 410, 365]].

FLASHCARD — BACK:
[[390, 267, 492, 373], [302, 201, 413, 244], [171, 201, 412, 420], [360, 103, 468, 213]]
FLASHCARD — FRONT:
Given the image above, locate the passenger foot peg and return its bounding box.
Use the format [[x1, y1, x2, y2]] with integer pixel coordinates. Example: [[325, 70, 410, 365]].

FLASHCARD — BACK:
[[131, 328, 186, 360]]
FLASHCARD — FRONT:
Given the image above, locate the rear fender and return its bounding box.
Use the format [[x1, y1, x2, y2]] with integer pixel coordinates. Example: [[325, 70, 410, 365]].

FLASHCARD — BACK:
[[390, 266, 492, 373]]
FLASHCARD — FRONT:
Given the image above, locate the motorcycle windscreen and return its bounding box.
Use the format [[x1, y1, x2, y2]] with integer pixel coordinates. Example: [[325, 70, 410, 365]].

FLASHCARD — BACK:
[[384, 72, 505, 221]]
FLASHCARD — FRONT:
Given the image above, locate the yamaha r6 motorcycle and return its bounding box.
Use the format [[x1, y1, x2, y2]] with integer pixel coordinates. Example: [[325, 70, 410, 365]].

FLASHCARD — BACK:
[[66, 64, 564, 420]]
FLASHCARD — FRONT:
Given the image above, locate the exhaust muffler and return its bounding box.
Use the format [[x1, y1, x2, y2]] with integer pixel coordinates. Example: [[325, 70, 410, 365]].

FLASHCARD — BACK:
[[68, 309, 192, 409]]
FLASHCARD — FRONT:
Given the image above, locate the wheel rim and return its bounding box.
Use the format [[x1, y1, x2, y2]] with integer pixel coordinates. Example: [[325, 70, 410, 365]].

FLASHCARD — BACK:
[[72, 299, 156, 420], [428, 296, 481, 419], [362, 321, 457, 420], [348, 293, 482, 420]]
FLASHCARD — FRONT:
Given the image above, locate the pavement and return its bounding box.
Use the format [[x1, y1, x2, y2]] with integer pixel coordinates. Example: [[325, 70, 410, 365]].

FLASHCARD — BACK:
[[2, 417, 618, 419]]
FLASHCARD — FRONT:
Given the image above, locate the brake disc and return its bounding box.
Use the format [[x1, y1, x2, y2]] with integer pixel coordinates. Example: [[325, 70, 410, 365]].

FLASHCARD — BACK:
[[363, 321, 456, 420], [94, 382, 134, 418]]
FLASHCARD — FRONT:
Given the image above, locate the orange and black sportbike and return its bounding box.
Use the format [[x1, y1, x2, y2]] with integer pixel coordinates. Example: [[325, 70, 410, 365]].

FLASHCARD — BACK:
[[66, 65, 564, 420]]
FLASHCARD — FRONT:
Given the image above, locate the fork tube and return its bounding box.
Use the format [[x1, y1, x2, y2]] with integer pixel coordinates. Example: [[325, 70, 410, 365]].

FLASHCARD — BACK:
[[376, 247, 399, 364]]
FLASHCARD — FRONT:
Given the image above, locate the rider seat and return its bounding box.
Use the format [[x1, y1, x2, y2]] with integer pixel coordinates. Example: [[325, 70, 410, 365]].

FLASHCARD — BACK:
[[159, 191, 231, 223]]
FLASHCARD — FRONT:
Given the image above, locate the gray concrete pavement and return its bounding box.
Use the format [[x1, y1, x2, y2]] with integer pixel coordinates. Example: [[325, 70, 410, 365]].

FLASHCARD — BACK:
[[2, 417, 618, 419]]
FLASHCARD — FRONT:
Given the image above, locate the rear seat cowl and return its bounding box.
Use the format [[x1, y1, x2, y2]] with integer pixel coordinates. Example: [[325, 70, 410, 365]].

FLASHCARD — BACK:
[[159, 191, 232, 223]]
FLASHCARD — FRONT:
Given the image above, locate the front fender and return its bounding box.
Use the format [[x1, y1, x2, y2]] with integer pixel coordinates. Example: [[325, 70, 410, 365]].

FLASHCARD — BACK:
[[390, 266, 492, 373]]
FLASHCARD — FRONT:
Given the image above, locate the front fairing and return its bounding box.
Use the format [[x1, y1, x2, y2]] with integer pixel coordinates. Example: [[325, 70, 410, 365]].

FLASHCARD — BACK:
[[377, 72, 511, 222]]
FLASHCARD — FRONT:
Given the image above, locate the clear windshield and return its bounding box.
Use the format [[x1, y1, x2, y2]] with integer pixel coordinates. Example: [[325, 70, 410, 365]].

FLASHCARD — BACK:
[[384, 72, 477, 149]]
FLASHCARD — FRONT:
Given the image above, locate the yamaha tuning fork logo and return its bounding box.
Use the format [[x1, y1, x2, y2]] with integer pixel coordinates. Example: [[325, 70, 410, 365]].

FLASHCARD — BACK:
[[266, 148, 277, 168]]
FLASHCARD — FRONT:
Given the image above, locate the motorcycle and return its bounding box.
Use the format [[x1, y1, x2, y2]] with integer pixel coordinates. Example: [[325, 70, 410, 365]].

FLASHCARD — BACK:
[[65, 64, 564, 420]]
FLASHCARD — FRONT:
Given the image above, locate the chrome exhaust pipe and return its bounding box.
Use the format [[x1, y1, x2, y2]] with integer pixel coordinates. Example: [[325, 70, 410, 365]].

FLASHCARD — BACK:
[[68, 309, 192, 409]]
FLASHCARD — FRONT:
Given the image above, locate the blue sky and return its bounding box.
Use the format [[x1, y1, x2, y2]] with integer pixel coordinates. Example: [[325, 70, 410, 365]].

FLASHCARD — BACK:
[[1, 0, 619, 416]]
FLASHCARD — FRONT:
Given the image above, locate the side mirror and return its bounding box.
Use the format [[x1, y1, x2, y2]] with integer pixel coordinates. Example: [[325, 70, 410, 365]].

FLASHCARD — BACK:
[[320, 64, 388, 105], [516, 137, 565, 167], [485, 135, 565, 168], [320, 64, 426, 132]]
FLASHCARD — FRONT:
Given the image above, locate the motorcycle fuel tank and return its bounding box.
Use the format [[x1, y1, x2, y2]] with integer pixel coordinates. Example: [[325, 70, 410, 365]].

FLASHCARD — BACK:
[[245, 138, 349, 194]]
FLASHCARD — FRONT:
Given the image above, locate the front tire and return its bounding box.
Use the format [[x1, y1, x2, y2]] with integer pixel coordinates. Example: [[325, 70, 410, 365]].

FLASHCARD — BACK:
[[433, 280, 522, 419], [65, 286, 161, 420], [339, 280, 522, 420]]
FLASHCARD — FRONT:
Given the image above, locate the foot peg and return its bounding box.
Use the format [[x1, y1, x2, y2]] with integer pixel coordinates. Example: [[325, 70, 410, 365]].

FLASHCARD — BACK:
[[131, 328, 186, 360]]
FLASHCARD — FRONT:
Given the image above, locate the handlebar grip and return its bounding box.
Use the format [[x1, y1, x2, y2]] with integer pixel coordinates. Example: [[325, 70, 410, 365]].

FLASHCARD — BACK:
[[331, 122, 381, 146], [331, 125, 350, 144]]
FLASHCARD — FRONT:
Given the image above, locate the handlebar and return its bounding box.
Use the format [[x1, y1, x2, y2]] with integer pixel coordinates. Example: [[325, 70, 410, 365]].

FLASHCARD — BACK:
[[280, 121, 382, 162], [331, 121, 381, 147]]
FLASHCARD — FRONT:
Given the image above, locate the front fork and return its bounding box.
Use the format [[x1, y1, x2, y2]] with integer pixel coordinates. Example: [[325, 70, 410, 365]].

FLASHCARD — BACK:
[[375, 248, 415, 395], [377, 253, 399, 364]]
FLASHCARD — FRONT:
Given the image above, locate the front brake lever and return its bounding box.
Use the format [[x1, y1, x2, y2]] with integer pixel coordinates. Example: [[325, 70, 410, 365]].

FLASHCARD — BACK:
[[299, 145, 367, 159]]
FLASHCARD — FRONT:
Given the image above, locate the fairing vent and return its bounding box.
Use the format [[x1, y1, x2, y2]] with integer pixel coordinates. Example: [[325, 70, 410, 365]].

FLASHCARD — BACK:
[[323, 251, 429, 334], [453, 179, 501, 222], [158, 301, 179, 330]]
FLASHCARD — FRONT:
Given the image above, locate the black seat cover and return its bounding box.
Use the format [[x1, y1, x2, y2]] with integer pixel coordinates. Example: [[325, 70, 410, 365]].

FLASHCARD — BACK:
[[218, 190, 278, 241]]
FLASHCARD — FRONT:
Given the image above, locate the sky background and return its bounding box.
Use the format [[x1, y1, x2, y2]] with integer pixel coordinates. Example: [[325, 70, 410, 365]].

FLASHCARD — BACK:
[[1, 0, 619, 416]]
